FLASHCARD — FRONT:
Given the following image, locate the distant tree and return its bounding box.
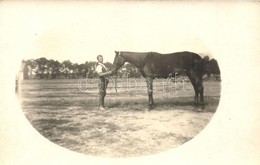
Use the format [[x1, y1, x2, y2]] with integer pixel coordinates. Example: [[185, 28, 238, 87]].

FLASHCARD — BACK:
[[72, 63, 85, 79], [84, 61, 90, 78], [26, 59, 37, 79], [46, 59, 60, 79], [60, 60, 73, 78], [22, 58, 124, 79], [20, 60, 29, 79], [77, 63, 87, 78], [34, 58, 48, 79], [53, 60, 61, 78], [86, 61, 98, 78], [71, 63, 77, 78]]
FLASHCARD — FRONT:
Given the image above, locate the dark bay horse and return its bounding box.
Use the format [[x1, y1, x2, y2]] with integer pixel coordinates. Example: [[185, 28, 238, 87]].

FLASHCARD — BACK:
[[113, 51, 208, 110]]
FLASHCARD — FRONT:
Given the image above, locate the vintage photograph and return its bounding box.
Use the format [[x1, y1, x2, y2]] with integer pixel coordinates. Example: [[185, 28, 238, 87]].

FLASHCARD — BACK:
[[17, 51, 221, 157], [13, 1, 222, 157], [1, 1, 259, 165]]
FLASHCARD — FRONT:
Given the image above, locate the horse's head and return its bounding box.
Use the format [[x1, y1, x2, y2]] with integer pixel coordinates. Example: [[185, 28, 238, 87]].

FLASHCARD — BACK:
[[113, 51, 126, 70]]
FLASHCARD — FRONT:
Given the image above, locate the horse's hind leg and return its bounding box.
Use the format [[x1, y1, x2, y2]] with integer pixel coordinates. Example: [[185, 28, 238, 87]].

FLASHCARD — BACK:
[[146, 77, 154, 110], [187, 73, 199, 105], [192, 76, 204, 106], [192, 81, 199, 105], [197, 78, 204, 106]]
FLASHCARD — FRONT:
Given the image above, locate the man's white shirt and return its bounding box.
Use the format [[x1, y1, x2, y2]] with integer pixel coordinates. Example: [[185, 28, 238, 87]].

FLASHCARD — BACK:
[[96, 62, 108, 73]]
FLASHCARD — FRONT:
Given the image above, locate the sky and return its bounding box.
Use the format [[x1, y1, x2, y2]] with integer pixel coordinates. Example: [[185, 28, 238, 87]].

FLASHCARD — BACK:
[[0, 1, 221, 64], [1, 1, 259, 65]]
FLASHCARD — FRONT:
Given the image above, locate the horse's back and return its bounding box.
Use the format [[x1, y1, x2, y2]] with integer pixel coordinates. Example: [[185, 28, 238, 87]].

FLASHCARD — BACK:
[[151, 51, 201, 59], [144, 51, 203, 78], [148, 51, 202, 66]]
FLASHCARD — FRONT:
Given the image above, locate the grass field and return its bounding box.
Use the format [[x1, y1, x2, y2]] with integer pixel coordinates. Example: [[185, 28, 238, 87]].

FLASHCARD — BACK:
[[19, 78, 221, 157]]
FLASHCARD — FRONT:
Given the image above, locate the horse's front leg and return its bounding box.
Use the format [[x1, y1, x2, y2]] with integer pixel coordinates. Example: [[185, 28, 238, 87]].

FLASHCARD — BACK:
[[146, 77, 154, 110]]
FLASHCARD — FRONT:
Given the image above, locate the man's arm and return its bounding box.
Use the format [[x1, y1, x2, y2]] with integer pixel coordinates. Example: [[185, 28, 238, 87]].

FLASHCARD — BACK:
[[97, 68, 117, 77], [98, 71, 112, 77]]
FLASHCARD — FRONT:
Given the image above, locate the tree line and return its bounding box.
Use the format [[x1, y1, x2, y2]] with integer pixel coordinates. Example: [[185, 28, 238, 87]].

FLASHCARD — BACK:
[[21, 56, 220, 80], [22, 57, 141, 79]]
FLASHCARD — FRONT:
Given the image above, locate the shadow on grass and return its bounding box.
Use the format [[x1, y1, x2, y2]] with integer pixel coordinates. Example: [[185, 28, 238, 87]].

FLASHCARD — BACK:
[[31, 119, 82, 138], [31, 118, 71, 133], [155, 96, 220, 112], [32, 118, 70, 125], [22, 94, 220, 113], [58, 126, 81, 133], [107, 96, 220, 113], [159, 132, 193, 144]]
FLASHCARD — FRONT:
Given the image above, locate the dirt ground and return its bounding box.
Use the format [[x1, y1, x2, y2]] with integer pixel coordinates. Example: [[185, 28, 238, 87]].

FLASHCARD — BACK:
[[19, 78, 221, 157]]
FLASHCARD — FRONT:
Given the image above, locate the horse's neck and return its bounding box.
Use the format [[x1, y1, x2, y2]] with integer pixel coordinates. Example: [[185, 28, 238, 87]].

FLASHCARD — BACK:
[[121, 52, 147, 68]]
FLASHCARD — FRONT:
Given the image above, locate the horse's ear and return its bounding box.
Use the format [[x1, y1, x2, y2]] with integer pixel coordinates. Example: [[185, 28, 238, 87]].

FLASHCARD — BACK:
[[203, 56, 209, 62], [115, 51, 119, 56]]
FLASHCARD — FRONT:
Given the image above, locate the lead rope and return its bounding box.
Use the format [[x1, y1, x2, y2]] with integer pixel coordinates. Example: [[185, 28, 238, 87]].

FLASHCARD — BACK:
[[111, 66, 118, 94], [114, 75, 118, 94], [110, 74, 117, 94]]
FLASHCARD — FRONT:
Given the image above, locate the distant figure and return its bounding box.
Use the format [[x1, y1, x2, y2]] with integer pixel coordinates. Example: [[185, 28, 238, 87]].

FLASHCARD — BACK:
[[95, 55, 116, 110]]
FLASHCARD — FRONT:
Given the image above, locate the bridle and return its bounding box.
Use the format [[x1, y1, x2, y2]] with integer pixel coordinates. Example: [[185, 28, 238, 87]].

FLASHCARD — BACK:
[[111, 51, 121, 94], [114, 51, 123, 70]]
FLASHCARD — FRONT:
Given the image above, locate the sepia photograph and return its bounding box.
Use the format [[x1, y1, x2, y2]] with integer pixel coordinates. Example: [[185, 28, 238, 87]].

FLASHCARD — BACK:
[[17, 50, 221, 157], [1, 1, 259, 165]]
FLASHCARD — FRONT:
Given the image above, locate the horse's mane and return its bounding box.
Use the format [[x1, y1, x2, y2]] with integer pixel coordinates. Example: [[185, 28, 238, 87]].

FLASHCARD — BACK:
[[120, 51, 150, 67]]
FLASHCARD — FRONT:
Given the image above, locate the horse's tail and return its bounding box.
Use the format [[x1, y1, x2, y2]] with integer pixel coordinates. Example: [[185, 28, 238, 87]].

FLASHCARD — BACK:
[[193, 55, 208, 76], [202, 56, 210, 75]]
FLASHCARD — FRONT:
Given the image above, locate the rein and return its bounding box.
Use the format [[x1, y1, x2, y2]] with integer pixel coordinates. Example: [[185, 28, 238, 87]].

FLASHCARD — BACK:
[[112, 74, 118, 94], [111, 51, 124, 94], [111, 64, 119, 94]]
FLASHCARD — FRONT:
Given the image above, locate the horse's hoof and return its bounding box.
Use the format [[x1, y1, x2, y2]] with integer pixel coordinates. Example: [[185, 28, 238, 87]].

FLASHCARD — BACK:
[[197, 104, 205, 112], [145, 106, 153, 111]]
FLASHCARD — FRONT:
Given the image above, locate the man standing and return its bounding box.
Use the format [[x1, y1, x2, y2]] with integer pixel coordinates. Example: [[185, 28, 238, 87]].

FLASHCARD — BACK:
[[96, 55, 115, 110]]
